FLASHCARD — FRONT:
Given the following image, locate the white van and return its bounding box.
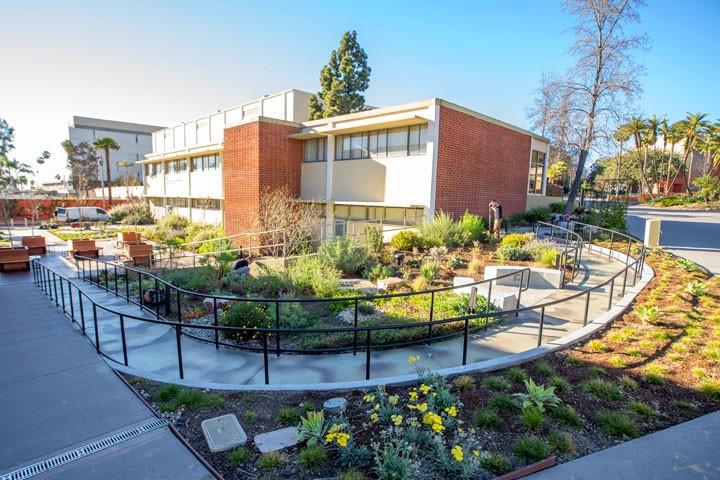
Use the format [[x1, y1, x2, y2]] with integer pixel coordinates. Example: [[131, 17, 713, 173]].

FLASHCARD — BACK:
[[55, 207, 110, 223]]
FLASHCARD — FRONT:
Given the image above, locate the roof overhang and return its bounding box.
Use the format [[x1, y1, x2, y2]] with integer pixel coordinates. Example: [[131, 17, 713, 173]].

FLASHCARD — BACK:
[[140, 143, 223, 163], [289, 112, 430, 140]]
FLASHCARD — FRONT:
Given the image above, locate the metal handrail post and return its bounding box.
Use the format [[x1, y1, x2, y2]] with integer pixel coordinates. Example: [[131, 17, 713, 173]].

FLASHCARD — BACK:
[[583, 290, 591, 326], [275, 301, 281, 357], [353, 299, 359, 355], [213, 298, 219, 350], [263, 332, 269, 385], [119, 314, 128, 366], [462, 317, 470, 365], [175, 324, 184, 379], [537, 306, 545, 347], [365, 330, 371, 380], [428, 291, 435, 339], [92, 303, 100, 353], [607, 278, 615, 311]]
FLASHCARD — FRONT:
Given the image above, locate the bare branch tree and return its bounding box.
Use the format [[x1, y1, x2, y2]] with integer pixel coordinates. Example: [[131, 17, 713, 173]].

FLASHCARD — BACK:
[[530, 0, 647, 212]]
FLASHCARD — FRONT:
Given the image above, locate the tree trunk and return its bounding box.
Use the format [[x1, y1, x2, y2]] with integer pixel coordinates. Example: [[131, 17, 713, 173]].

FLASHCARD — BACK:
[[565, 148, 590, 213], [1, 196, 13, 244], [683, 150, 693, 194], [664, 143, 675, 194], [105, 147, 113, 205]]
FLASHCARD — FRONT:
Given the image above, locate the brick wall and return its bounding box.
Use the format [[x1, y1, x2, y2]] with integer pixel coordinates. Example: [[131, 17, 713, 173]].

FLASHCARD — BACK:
[[0, 198, 126, 221], [222, 119, 302, 237], [434, 106, 531, 219]]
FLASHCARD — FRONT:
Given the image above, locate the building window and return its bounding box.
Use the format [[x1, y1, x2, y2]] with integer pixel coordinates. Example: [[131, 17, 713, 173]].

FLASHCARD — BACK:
[[145, 162, 162, 177], [333, 205, 424, 225], [165, 158, 188, 174], [191, 198, 221, 210], [528, 150, 546, 194], [303, 137, 327, 162], [334, 124, 428, 161], [190, 154, 220, 172], [166, 197, 188, 208]]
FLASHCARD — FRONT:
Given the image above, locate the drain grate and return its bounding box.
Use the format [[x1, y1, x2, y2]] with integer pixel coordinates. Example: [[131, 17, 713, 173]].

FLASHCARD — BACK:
[[0, 418, 168, 480]]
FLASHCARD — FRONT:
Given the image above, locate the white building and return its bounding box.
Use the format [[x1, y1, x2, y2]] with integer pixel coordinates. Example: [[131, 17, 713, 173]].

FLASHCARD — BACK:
[[68, 116, 165, 184]]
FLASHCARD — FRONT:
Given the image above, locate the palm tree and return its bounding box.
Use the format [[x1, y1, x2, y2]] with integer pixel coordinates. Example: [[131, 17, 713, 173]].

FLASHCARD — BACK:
[[624, 117, 652, 196], [92, 137, 120, 204], [676, 112, 710, 194], [613, 125, 631, 196], [645, 115, 661, 193], [664, 122, 684, 193], [699, 121, 720, 175]]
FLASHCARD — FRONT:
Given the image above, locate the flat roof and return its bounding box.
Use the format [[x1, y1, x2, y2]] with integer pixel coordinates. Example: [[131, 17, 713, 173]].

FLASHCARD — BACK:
[[70, 116, 165, 135]]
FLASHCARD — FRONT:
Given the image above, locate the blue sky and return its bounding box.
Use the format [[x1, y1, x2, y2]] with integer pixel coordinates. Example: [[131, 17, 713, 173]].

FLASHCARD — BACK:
[[1, 0, 718, 181]]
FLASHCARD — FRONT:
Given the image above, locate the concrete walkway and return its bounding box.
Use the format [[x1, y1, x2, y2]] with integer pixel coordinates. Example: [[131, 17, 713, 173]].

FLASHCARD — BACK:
[[527, 411, 720, 480], [0, 277, 213, 479], [627, 206, 720, 274], [29, 246, 634, 389]]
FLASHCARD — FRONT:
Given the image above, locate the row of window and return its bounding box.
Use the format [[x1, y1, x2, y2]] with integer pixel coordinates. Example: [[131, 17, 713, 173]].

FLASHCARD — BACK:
[[147, 197, 222, 210], [333, 205, 425, 225], [145, 154, 220, 177], [303, 125, 429, 163], [528, 150, 546, 194]]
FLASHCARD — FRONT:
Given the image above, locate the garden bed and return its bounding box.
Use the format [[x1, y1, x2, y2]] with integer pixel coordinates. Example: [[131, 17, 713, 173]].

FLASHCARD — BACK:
[[122, 249, 720, 479]]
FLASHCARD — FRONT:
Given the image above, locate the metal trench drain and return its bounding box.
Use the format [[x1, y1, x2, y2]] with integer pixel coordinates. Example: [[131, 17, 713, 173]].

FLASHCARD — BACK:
[[0, 418, 168, 480]]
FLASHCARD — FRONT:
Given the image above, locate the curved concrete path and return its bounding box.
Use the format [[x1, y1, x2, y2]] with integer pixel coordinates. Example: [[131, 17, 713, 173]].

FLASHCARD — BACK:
[[31, 245, 638, 390]]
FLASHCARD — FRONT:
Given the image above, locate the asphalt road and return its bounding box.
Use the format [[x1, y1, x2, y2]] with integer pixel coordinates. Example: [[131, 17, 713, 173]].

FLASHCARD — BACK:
[[626, 206, 720, 274]]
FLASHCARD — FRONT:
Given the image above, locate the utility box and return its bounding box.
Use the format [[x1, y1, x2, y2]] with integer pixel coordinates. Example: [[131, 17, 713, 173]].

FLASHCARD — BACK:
[[644, 219, 661, 248]]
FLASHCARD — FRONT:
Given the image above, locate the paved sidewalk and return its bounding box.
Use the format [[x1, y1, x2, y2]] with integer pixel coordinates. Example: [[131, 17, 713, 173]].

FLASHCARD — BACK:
[[30, 247, 633, 388], [0, 280, 213, 479], [527, 411, 720, 480]]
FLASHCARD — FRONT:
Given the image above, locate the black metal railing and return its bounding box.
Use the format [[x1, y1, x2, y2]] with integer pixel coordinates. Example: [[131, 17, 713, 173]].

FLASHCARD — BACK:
[[535, 221, 584, 286], [30, 222, 646, 385]]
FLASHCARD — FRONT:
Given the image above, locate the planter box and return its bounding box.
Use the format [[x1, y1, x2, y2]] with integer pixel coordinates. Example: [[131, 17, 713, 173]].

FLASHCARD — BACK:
[[123, 242, 153, 266], [484, 265, 562, 289], [0, 247, 30, 271], [68, 239, 101, 259], [21, 236, 47, 255], [117, 231, 142, 247]]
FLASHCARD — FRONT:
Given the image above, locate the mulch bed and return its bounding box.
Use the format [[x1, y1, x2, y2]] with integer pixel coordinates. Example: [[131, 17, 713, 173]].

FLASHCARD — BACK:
[[123, 249, 720, 479]]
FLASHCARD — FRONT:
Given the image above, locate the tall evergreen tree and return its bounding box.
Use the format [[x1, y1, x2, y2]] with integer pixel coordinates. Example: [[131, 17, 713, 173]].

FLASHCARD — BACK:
[[308, 31, 371, 120]]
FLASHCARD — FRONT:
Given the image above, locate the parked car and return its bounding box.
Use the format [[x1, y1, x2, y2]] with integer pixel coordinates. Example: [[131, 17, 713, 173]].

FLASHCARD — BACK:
[[55, 207, 110, 223]]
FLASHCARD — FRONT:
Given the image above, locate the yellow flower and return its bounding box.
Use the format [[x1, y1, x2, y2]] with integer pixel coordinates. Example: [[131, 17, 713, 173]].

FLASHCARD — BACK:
[[416, 402, 428, 413], [409, 391, 419, 401], [419, 384, 432, 394], [363, 394, 375, 403], [374, 403, 380, 411], [451, 445, 464, 462], [325, 432, 337, 443], [336, 433, 350, 447], [327, 423, 343, 434], [432, 422, 445, 432], [370, 413, 379, 422], [389, 395, 399, 406], [444, 406, 458, 417], [407, 355, 420, 364], [391, 414, 403, 426]]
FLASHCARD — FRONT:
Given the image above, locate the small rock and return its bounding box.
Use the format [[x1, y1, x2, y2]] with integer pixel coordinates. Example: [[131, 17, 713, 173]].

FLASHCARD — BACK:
[[254, 427, 300, 453], [323, 397, 347, 415], [377, 277, 406, 291]]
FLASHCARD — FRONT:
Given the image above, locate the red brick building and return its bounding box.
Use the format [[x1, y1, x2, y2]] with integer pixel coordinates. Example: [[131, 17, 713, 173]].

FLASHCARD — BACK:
[[142, 91, 552, 237]]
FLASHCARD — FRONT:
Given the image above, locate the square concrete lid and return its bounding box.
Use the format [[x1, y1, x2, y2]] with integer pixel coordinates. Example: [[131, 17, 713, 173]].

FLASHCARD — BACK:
[[201, 414, 247, 453]]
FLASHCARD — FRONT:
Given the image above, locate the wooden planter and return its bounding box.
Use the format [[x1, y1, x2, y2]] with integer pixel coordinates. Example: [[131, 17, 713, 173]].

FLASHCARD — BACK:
[[117, 231, 142, 247], [124, 242, 153, 266], [0, 247, 30, 272], [21, 236, 47, 255], [69, 239, 101, 259]]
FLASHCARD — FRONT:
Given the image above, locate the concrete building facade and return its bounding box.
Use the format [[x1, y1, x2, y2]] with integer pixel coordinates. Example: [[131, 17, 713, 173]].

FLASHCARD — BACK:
[[141, 89, 551, 236], [68, 116, 165, 184]]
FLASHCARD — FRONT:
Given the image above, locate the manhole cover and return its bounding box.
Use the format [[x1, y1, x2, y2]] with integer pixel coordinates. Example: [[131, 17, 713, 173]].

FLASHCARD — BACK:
[[201, 414, 247, 453]]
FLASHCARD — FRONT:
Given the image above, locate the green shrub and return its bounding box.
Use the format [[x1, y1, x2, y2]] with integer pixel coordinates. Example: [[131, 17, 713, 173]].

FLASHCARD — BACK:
[[220, 301, 272, 341], [539, 248, 559, 268], [287, 257, 341, 297], [496, 244, 532, 262], [521, 406, 544, 430], [228, 446, 250, 466], [547, 431, 575, 454], [483, 376, 510, 392], [339, 441, 372, 468], [523, 207, 553, 224], [225, 264, 292, 297], [447, 253, 464, 270], [109, 203, 155, 225], [697, 379, 720, 399], [162, 266, 219, 292], [339, 469, 365, 480], [242, 410, 257, 422], [299, 443, 328, 471], [279, 303, 318, 329], [513, 378, 562, 412], [155, 385, 223, 412], [628, 401, 656, 418], [277, 406, 300, 425], [257, 451, 285, 469], [618, 375, 638, 391], [549, 405, 583, 427], [473, 408, 501, 428], [452, 375, 476, 391], [298, 411, 327, 446], [154, 214, 190, 242], [390, 230, 424, 251], [419, 261, 441, 282], [364, 263, 395, 282], [582, 379, 622, 401], [479, 452, 511, 475], [318, 237, 370, 274], [597, 410, 639, 437], [500, 233, 532, 248], [549, 376, 570, 393], [417, 211, 464, 247], [489, 393, 519, 414], [505, 367, 528, 384], [534, 360, 556, 377], [373, 439, 415, 480], [693, 174, 720, 202], [514, 436, 550, 462], [365, 226, 384, 254], [459, 211, 486, 243]]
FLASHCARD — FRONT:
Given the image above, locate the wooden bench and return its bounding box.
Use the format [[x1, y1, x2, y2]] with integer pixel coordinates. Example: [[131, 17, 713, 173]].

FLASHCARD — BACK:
[[21, 236, 47, 255], [122, 242, 153, 266], [117, 231, 142, 248], [0, 247, 30, 272], [68, 239, 102, 259]]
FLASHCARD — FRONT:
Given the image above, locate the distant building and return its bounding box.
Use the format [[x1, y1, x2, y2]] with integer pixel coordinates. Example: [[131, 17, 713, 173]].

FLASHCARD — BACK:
[[68, 116, 165, 184], [142, 89, 552, 234]]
